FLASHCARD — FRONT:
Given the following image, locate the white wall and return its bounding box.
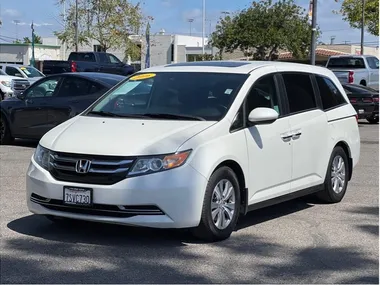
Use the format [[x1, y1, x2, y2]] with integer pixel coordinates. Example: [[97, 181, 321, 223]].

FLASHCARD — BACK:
[[175, 35, 208, 48], [0, 45, 27, 63]]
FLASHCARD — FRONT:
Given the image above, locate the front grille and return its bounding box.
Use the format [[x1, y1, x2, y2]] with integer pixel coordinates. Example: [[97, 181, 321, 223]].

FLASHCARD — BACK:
[[11, 79, 30, 91], [31, 193, 164, 217], [49, 152, 136, 185]]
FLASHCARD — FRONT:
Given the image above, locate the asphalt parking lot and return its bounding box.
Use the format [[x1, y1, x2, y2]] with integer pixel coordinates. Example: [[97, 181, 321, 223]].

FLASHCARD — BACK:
[[1, 122, 378, 284]]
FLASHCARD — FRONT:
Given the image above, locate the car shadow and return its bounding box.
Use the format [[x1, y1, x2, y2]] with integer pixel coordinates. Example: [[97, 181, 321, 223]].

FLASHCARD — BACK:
[[7, 198, 314, 246]]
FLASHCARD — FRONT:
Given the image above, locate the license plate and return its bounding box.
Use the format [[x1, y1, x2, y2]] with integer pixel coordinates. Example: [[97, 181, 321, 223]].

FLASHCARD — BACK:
[[63, 186, 92, 206], [358, 109, 364, 114]]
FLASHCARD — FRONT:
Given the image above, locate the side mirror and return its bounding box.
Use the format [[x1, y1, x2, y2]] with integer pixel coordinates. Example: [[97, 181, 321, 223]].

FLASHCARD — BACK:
[[17, 92, 25, 100], [248, 107, 279, 124]]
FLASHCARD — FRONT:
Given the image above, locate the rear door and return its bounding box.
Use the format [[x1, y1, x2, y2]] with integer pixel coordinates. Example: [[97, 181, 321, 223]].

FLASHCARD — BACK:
[[11, 76, 63, 138], [46, 76, 107, 128], [279, 72, 329, 192]]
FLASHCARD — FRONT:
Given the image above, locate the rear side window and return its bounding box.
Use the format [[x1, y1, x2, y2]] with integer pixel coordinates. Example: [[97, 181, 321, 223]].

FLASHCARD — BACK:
[[57, 77, 92, 97], [282, 73, 316, 113], [316, 76, 347, 110], [367, 57, 379, 69]]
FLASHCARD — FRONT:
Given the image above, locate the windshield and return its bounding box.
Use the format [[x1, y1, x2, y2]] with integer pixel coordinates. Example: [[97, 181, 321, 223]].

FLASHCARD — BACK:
[[86, 72, 248, 121], [327, 57, 365, 69], [20, 66, 44, 78]]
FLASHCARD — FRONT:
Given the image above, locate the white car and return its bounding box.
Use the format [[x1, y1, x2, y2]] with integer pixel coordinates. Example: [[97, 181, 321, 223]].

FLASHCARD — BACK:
[[0, 70, 18, 100], [26, 61, 360, 241], [326, 55, 379, 90]]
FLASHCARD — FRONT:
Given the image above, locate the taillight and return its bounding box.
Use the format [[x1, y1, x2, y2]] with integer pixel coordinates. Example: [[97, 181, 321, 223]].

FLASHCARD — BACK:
[[71, 61, 77, 72], [373, 97, 379, 103], [349, 98, 357, 103], [355, 114, 358, 123], [362, 97, 373, 103], [348, 71, 354, 83]]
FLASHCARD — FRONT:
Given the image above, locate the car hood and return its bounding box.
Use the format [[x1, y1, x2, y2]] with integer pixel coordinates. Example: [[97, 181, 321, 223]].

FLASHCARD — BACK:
[[0, 75, 20, 81], [40, 115, 216, 156]]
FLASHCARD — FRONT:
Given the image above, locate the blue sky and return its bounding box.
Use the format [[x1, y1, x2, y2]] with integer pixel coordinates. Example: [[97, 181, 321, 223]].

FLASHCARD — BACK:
[[0, 0, 378, 46]]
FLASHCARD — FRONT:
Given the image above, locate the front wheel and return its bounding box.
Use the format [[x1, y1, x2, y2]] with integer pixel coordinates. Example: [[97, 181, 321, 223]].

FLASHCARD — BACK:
[[317, 146, 349, 203], [191, 166, 241, 242]]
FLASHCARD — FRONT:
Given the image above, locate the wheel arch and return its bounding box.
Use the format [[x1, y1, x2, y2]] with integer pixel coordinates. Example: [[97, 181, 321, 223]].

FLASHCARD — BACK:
[[212, 159, 248, 215], [335, 141, 353, 181]]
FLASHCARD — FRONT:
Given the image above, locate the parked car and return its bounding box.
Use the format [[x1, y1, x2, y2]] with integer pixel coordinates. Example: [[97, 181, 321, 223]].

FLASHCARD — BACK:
[[342, 83, 379, 124], [326, 55, 379, 90], [0, 64, 45, 85], [0, 72, 125, 144], [0, 69, 31, 101], [26, 61, 360, 241], [42, 52, 135, 76]]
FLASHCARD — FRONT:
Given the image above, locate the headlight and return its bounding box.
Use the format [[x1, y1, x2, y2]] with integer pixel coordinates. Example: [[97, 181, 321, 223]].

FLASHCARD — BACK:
[[128, 150, 192, 176], [33, 144, 51, 170], [0, 81, 10, 87]]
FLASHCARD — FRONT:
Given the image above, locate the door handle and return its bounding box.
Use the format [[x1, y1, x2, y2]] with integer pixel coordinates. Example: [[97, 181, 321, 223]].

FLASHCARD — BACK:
[[292, 130, 302, 140], [281, 133, 293, 142]]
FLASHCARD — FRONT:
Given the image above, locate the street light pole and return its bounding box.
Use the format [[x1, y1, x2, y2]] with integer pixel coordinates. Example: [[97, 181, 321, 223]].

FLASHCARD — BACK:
[[310, 0, 317, 65], [75, 0, 78, 52], [31, 21, 35, 68], [360, 0, 365, 55], [202, 0, 205, 54]]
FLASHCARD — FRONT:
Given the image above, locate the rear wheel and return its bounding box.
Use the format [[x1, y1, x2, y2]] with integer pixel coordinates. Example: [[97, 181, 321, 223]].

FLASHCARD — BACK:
[[191, 166, 241, 242], [317, 146, 349, 203]]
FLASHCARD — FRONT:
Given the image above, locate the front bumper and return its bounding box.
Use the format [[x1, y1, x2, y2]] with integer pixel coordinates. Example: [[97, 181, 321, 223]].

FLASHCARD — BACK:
[[26, 157, 208, 228]]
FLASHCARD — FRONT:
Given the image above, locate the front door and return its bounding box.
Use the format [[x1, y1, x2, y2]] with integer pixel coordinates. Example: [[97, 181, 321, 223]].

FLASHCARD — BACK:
[[244, 73, 292, 204], [11, 76, 62, 138]]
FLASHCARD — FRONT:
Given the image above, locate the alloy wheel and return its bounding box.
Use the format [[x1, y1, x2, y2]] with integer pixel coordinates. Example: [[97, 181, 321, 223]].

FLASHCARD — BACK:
[[211, 179, 236, 230]]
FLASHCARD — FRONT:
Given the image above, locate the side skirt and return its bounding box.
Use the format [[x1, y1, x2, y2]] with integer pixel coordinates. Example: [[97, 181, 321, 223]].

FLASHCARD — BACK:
[[243, 184, 324, 214]]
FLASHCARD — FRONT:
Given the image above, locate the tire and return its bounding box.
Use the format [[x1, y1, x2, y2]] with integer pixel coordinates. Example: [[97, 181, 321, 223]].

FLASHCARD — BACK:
[[317, 146, 349, 203], [0, 91, 4, 101], [366, 117, 379, 124], [191, 166, 241, 242], [0, 114, 13, 145]]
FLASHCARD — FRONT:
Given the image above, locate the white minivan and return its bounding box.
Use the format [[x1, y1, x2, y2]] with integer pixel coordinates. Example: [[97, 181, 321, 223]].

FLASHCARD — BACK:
[[26, 61, 360, 241]]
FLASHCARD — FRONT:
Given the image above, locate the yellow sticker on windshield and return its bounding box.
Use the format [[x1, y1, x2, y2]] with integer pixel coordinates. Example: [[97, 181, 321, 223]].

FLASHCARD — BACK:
[[130, 73, 156, 81], [20, 67, 26, 70]]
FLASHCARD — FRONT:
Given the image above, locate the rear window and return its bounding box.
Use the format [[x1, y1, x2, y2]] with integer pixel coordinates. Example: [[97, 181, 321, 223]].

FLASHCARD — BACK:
[[343, 84, 377, 94], [327, 57, 365, 68], [69, 53, 96, 62]]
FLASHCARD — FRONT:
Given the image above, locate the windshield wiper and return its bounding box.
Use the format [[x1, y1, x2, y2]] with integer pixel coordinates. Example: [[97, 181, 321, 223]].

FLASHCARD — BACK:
[[87, 111, 146, 118], [142, 113, 206, 121]]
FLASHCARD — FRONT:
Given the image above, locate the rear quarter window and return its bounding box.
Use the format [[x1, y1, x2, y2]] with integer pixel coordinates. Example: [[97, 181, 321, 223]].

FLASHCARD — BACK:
[[316, 76, 347, 110]]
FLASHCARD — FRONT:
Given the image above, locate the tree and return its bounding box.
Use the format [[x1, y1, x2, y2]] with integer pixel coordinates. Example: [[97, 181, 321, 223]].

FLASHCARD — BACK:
[[55, 0, 145, 52], [338, 0, 379, 36], [210, 0, 319, 60], [23, 34, 42, 44]]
